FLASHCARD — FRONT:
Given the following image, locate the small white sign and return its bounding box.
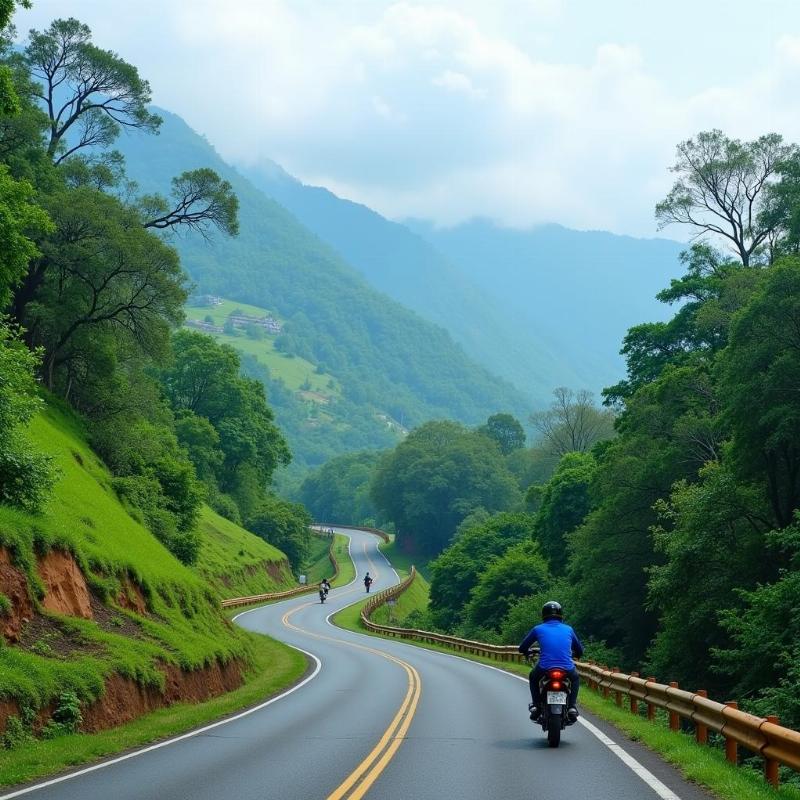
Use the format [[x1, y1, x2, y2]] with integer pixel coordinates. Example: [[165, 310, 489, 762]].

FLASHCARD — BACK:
[[298, 574, 307, 585]]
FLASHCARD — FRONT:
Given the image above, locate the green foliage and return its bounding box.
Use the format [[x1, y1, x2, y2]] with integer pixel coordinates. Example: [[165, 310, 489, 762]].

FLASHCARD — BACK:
[[0, 166, 51, 306], [655, 130, 796, 266], [428, 512, 534, 630], [532, 451, 596, 574], [298, 450, 382, 525], [479, 413, 525, 455], [371, 420, 521, 556], [41, 691, 82, 739], [0, 592, 10, 615], [24, 17, 161, 162], [0, 322, 56, 511], [161, 330, 290, 520], [247, 495, 312, 572], [461, 539, 549, 637]]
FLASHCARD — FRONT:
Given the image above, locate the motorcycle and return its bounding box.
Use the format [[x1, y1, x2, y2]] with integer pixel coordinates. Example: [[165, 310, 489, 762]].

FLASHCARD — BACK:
[[319, 587, 327, 604], [527, 653, 574, 748]]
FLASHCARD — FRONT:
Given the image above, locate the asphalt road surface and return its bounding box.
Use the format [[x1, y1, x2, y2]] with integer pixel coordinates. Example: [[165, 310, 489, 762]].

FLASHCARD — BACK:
[[2, 528, 713, 800]]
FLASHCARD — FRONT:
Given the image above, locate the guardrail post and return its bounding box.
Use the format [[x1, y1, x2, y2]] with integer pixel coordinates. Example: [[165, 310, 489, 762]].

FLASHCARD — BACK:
[[646, 677, 656, 721], [764, 715, 780, 788], [630, 672, 639, 714], [613, 668, 622, 707], [695, 690, 708, 744], [669, 682, 680, 731], [724, 702, 738, 764], [601, 666, 610, 699]]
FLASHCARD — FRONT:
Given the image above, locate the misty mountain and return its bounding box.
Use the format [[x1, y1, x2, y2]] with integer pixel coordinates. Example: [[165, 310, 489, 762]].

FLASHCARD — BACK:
[[239, 162, 580, 404], [240, 164, 684, 403], [406, 219, 685, 393], [112, 110, 529, 474]]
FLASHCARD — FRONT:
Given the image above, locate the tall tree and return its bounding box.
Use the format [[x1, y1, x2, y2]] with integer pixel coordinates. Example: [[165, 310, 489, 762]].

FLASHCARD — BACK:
[[655, 130, 796, 266], [479, 412, 525, 455], [531, 387, 614, 456], [371, 420, 521, 555], [24, 17, 161, 163]]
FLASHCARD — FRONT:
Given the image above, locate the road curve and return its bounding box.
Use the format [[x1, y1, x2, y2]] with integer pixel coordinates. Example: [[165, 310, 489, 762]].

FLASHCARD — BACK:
[[2, 529, 714, 800]]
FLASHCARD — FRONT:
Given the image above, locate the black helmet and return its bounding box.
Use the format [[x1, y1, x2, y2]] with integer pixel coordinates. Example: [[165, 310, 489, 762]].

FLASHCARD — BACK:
[[541, 601, 563, 621]]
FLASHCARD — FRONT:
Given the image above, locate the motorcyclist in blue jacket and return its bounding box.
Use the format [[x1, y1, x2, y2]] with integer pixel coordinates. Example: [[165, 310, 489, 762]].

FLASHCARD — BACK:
[[518, 601, 583, 723]]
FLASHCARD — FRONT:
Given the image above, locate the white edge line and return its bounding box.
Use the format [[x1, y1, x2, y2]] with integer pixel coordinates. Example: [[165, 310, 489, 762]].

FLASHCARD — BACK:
[[0, 622, 323, 799], [0, 528, 389, 800], [329, 537, 683, 800]]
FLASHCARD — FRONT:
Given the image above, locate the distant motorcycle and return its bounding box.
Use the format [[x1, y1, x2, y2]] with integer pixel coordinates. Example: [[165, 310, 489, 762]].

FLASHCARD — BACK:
[[319, 587, 327, 604]]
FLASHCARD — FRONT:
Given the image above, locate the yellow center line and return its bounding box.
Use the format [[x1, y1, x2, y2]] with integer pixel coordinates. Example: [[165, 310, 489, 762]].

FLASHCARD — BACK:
[[279, 539, 421, 800]]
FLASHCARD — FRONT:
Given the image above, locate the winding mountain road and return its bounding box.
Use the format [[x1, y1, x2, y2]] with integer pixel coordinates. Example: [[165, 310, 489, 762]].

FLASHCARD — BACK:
[[2, 528, 712, 800]]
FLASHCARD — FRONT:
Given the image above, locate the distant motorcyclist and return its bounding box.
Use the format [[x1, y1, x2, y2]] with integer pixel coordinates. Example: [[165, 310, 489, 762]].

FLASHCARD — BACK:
[[318, 584, 326, 604], [321, 578, 331, 596], [518, 601, 583, 723], [364, 572, 373, 593]]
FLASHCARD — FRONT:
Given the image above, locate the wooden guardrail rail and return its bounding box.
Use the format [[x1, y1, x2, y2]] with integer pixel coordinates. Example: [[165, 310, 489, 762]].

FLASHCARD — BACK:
[[222, 530, 340, 609], [359, 568, 800, 789]]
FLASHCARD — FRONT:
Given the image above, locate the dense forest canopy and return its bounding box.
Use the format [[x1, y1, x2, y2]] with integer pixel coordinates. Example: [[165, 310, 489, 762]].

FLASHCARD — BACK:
[[0, 15, 309, 563], [299, 129, 800, 732]]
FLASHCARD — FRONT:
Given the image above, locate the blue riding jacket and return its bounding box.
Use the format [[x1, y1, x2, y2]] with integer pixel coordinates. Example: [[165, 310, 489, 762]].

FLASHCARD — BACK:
[[518, 619, 584, 670]]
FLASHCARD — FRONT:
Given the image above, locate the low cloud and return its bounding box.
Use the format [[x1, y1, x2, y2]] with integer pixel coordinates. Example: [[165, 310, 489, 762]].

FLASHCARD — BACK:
[[14, 1, 800, 236]]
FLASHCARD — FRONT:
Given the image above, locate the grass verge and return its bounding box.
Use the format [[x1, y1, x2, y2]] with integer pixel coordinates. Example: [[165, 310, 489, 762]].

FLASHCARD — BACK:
[[331, 534, 355, 587], [377, 537, 431, 579], [0, 630, 307, 788], [332, 579, 800, 800]]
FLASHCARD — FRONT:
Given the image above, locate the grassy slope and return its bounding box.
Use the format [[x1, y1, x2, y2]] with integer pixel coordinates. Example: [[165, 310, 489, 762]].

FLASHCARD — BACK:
[[333, 575, 800, 800], [303, 534, 334, 585], [185, 298, 339, 397], [0, 630, 306, 787], [195, 507, 294, 598], [378, 537, 431, 580], [0, 400, 284, 714]]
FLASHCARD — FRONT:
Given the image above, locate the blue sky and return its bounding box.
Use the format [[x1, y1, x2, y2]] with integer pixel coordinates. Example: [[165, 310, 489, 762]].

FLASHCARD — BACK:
[[13, 1, 800, 236]]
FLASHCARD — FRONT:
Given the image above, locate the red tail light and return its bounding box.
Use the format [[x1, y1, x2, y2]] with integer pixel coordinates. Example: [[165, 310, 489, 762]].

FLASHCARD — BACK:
[[551, 681, 562, 690], [549, 669, 564, 679]]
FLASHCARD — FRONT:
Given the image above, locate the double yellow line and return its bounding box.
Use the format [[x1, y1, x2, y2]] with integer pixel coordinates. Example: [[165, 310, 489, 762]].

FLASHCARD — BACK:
[[280, 541, 422, 800]]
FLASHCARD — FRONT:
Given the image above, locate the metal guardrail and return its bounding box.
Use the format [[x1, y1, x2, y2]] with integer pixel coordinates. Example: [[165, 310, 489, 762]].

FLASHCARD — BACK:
[[221, 532, 340, 609], [359, 568, 800, 789]]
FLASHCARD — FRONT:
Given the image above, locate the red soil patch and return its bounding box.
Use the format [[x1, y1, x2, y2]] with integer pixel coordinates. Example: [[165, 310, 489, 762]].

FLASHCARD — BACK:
[[116, 577, 148, 615], [0, 547, 34, 642], [80, 659, 244, 732], [37, 550, 92, 620]]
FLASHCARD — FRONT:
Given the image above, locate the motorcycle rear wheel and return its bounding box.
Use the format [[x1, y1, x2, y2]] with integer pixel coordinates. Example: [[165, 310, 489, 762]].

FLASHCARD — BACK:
[[547, 715, 561, 748]]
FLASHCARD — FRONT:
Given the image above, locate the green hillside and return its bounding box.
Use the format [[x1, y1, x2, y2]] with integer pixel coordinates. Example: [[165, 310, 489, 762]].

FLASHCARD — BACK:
[[113, 110, 531, 481], [0, 400, 295, 735], [184, 298, 340, 397]]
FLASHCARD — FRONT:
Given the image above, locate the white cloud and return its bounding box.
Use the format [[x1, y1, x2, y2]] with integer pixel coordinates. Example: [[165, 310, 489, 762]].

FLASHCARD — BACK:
[[13, 1, 800, 236]]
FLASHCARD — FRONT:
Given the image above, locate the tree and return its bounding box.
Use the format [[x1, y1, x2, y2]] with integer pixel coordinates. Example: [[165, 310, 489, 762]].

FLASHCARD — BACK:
[[23, 187, 186, 390], [370, 420, 521, 555], [428, 512, 535, 630], [479, 412, 525, 455], [24, 18, 161, 163], [141, 168, 239, 237], [462, 540, 549, 637], [655, 130, 796, 266], [532, 451, 596, 575], [531, 387, 614, 456], [0, 320, 56, 511], [0, 166, 51, 307], [247, 495, 312, 572], [160, 330, 291, 517], [298, 451, 382, 525], [719, 258, 800, 528]]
